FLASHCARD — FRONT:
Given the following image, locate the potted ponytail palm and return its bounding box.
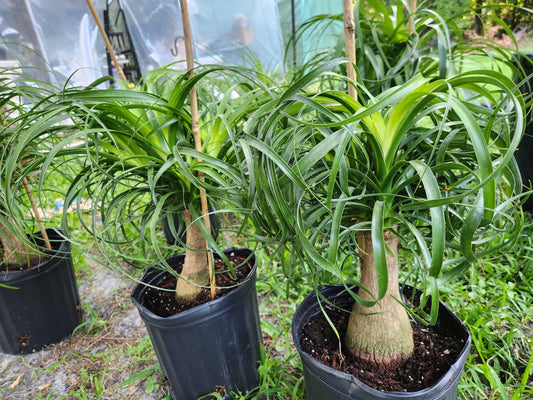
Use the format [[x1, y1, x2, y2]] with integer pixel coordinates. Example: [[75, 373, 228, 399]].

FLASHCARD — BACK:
[[0, 71, 81, 354], [55, 65, 269, 399], [243, 64, 525, 399]]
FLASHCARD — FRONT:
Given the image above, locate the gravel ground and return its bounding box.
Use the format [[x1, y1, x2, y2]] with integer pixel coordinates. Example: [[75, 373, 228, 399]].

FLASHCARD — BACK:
[[0, 256, 170, 400]]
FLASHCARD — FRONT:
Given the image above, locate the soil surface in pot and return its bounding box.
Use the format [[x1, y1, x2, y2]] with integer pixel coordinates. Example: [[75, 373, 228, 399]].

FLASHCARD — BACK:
[[0, 243, 57, 273], [141, 251, 252, 317], [0, 256, 48, 273], [300, 302, 465, 392]]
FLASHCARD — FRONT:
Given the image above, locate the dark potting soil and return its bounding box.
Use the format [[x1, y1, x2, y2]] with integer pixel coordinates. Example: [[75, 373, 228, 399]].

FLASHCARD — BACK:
[[0, 253, 51, 273], [0, 233, 59, 273], [300, 303, 466, 393], [141, 252, 252, 318]]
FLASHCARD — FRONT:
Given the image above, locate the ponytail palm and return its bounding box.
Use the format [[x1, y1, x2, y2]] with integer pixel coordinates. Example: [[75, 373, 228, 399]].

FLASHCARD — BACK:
[[243, 65, 525, 365], [54, 65, 270, 301], [292, 0, 521, 98], [0, 71, 67, 271]]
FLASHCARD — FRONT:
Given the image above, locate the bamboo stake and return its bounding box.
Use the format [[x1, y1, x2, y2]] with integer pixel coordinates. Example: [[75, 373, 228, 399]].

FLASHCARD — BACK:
[[343, 0, 357, 100], [22, 177, 51, 250], [85, 0, 128, 84], [0, 109, 51, 251], [179, 0, 216, 300], [408, 0, 417, 35]]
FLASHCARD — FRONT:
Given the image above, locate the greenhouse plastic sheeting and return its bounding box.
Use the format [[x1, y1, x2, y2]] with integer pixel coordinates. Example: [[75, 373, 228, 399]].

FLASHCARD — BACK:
[[0, 0, 107, 86], [277, 0, 342, 66], [122, 0, 284, 73], [1, 0, 343, 85]]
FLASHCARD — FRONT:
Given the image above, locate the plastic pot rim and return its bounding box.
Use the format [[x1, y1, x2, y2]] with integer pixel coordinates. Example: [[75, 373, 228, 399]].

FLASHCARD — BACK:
[[293, 284, 472, 399], [0, 229, 71, 285], [131, 247, 257, 326]]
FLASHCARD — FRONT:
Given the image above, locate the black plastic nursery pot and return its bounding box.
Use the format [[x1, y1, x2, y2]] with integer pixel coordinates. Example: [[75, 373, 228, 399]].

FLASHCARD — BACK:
[[131, 248, 262, 400], [292, 285, 472, 400], [0, 229, 82, 355]]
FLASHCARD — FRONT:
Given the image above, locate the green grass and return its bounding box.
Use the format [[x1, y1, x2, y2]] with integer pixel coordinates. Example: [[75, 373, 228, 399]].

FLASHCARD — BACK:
[[253, 251, 307, 399], [441, 216, 533, 400]]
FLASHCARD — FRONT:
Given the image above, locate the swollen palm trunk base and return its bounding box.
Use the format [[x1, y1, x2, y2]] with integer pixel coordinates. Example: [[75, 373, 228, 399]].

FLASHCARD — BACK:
[[293, 285, 471, 400], [0, 229, 81, 355], [131, 248, 262, 400]]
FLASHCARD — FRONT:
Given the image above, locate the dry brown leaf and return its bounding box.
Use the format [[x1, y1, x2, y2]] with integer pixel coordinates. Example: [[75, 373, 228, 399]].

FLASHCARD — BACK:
[[38, 383, 52, 391], [9, 374, 23, 389]]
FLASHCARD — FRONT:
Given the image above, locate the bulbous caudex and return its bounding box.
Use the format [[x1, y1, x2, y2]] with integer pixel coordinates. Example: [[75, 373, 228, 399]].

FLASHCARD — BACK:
[[344, 230, 414, 367], [174, 209, 210, 301]]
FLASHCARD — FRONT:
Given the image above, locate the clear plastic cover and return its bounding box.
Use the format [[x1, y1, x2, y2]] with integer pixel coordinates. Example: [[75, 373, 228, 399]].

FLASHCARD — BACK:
[[0, 0, 107, 86], [277, 0, 342, 66], [1, 0, 340, 85], [122, 0, 284, 73]]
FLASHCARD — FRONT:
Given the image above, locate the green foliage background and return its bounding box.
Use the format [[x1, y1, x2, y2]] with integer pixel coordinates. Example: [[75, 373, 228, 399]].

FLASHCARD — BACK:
[[381, 0, 533, 30]]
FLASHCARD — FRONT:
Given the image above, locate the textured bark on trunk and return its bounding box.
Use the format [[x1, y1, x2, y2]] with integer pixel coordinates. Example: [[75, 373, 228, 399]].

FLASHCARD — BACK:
[[0, 222, 43, 268], [344, 230, 414, 367], [174, 209, 210, 301]]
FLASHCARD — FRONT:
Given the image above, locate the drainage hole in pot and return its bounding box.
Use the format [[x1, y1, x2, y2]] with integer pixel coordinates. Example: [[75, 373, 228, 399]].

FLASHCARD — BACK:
[[206, 385, 227, 399], [17, 335, 31, 351]]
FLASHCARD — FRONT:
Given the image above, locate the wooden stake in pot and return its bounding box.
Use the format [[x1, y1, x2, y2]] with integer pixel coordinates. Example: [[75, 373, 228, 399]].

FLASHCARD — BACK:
[[408, 0, 417, 35], [0, 110, 51, 255], [85, 0, 128, 84], [179, 0, 216, 300], [22, 177, 51, 251], [343, 0, 357, 101]]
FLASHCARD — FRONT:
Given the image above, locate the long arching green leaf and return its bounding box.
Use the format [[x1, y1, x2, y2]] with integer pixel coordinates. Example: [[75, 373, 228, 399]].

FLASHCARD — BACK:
[[410, 160, 445, 277], [460, 194, 485, 262]]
